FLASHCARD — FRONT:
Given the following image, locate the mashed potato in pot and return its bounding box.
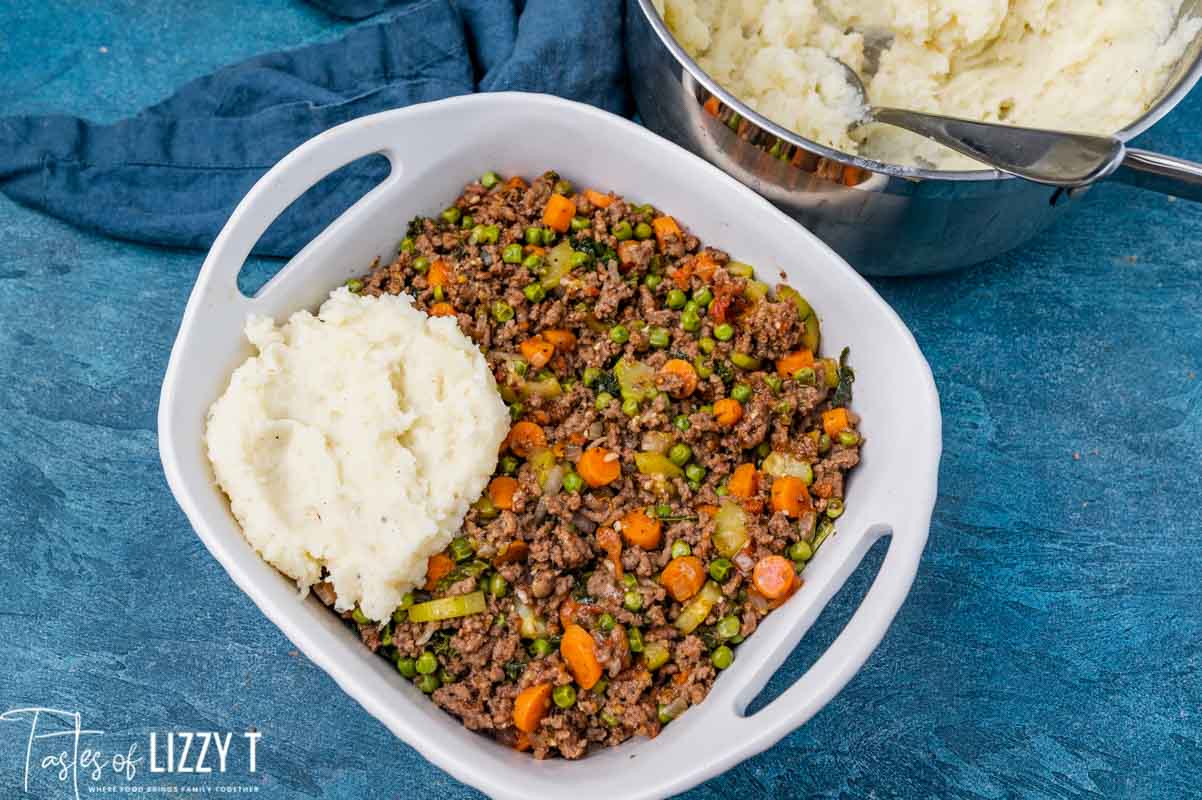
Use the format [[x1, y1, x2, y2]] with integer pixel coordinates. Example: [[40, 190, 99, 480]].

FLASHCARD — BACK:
[[205, 288, 509, 621], [655, 0, 1202, 169]]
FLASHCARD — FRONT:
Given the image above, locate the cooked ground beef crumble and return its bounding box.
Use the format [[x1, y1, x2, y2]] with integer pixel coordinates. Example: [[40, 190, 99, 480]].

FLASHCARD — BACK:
[[317, 169, 862, 758]]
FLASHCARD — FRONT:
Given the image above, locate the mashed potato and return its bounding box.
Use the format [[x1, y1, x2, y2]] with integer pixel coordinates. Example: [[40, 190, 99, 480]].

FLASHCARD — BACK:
[[205, 288, 509, 621], [655, 0, 1201, 169]]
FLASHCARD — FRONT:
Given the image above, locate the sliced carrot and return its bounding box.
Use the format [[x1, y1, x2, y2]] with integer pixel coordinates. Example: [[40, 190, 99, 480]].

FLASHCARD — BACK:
[[703, 96, 721, 117], [577, 447, 621, 488], [693, 251, 719, 282], [504, 176, 528, 192], [542, 193, 577, 233], [752, 555, 797, 601], [776, 349, 815, 378], [494, 540, 529, 565], [513, 683, 552, 732], [660, 555, 706, 602], [429, 302, 455, 317], [670, 261, 693, 289], [770, 476, 811, 518], [618, 239, 643, 269], [542, 328, 577, 352], [584, 189, 614, 208], [822, 408, 850, 438], [559, 597, 579, 630], [697, 504, 720, 518], [560, 624, 603, 690], [428, 259, 452, 289], [596, 526, 624, 579], [488, 476, 519, 511], [568, 431, 586, 446], [710, 292, 733, 324], [651, 215, 683, 249], [713, 398, 743, 427], [514, 731, 532, 752], [506, 421, 546, 458], [728, 463, 759, 499], [424, 552, 455, 590], [620, 509, 662, 550], [659, 359, 698, 399], [519, 335, 555, 369]]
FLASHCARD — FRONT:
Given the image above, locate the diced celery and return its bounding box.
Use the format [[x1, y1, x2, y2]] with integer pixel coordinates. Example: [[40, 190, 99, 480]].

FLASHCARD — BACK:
[[643, 641, 671, 670], [674, 581, 723, 634], [541, 240, 575, 290], [713, 502, 748, 557], [761, 452, 814, 485], [407, 591, 486, 623], [614, 358, 657, 402], [635, 451, 683, 478]]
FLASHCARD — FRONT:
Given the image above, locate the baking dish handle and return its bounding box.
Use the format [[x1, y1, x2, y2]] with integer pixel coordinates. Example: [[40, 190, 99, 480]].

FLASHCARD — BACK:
[[729, 510, 926, 746], [193, 121, 404, 307]]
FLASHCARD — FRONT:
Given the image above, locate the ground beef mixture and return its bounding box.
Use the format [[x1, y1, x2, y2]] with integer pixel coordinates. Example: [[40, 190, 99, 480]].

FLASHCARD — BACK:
[[319, 170, 863, 758]]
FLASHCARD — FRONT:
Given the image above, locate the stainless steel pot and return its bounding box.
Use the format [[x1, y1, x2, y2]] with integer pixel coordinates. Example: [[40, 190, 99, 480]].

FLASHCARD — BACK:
[[625, 0, 1202, 276]]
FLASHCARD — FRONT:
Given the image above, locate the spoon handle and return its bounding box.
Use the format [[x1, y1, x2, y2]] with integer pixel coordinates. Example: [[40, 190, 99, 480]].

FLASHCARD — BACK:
[[1108, 148, 1202, 202], [870, 107, 1126, 186]]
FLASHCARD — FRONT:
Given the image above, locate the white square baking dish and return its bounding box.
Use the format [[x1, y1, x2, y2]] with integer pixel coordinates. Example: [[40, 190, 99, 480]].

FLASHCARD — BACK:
[[158, 92, 941, 800]]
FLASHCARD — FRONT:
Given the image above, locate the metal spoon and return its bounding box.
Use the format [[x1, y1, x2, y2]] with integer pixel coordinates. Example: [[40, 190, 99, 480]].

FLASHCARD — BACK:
[[837, 59, 1202, 196]]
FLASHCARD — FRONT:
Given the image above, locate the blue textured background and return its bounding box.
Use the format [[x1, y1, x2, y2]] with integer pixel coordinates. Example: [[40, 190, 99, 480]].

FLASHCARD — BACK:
[[1, 2, 1199, 798]]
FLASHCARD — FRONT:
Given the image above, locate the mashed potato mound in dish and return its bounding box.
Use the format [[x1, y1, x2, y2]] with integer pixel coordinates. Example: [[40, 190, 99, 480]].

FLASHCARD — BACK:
[[655, 0, 1202, 169], [205, 288, 509, 621]]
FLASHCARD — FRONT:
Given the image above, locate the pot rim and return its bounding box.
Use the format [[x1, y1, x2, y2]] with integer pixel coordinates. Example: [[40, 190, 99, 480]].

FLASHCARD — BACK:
[[631, 0, 1202, 183]]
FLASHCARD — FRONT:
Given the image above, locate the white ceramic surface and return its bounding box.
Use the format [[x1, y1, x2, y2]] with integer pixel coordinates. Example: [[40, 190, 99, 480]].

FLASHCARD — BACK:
[[158, 92, 942, 800]]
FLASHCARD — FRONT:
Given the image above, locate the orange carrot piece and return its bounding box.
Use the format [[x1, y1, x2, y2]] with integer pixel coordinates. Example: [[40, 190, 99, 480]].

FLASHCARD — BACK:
[[584, 189, 614, 208], [713, 398, 743, 427], [670, 262, 693, 289], [542, 328, 577, 351], [504, 176, 528, 192], [651, 215, 682, 249], [660, 555, 706, 602], [494, 540, 529, 565], [429, 302, 455, 317], [752, 555, 797, 601], [697, 504, 720, 518], [577, 447, 621, 488], [542, 194, 577, 233], [659, 359, 699, 399], [703, 96, 721, 117], [424, 552, 455, 590], [776, 349, 815, 378], [620, 509, 662, 550], [822, 408, 850, 438], [506, 421, 546, 458], [770, 476, 811, 518], [514, 731, 532, 752], [693, 251, 719, 282], [519, 335, 555, 369], [596, 526, 624, 579], [488, 476, 519, 511], [560, 624, 603, 690], [428, 259, 452, 289], [513, 683, 552, 732], [728, 463, 760, 499], [559, 597, 579, 630]]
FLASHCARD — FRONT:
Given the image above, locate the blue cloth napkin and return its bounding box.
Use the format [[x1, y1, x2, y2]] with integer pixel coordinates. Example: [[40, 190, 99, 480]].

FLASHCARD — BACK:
[[0, 0, 628, 257]]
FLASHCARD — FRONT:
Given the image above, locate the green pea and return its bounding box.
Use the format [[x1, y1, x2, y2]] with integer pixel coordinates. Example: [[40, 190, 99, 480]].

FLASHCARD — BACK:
[[401, 592, 415, 610], [622, 398, 639, 417], [634, 221, 653, 240], [644, 273, 663, 289], [658, 703, 675, 724], [450, 537, 475, 561], [668, 443, 692, 466], [595, 392, 614, 410], [489, 572, 509, 598], [731, 384, 752, 403], [582, 367, 602, 387], [709, 558, 733, 582], [818, 433, 832, 454], [554, 178, 573, 195], [441, 206, 461, 225], [714, 323, 734, 341], [509, 403, 524, 420], [525, 226, 543, 245], [523, 283, 546, 303], [416, 674, 441, 694], [699, 404, 714, 415], [609, 324, 630, 344], [624, 590, 643, 612], [765, 374, 783, 394], [512, 360, 529, 377], [654, 503, 672, 518], [666, 289, 687, 309], [649, 327, 671, 349], [396, 657, 417, 678], [553, 684, 577, 709], [716, 615, 741, 639], [570, 251, 590, 268], [415, 651, 438, 675], [699, 336, 716, 354], [351, 607, 370, 625], [793, 367, 816, 386], [501, 243, 523, 264], [685, 463, 706, 483], [438, 668, 456, 685], [412, 256, 430, 274], [593, 678, 609, 695], [460, 215, 474, 229], [693, 287, 714, 307], [680, 309, 701, 332], [541, 228, 557, 245], [523, 254, 544, 273], [601, 711, 620, 727], [563, 471, 584, 493], [729, 634, 745, 645], [491, 300, 515, 322], [756, 442, 771, 459], [622, 574, 638, 589], [346, 278, 364, 294], [530, 638, 553, 658], [838, 429, 861, 447], [392, 608, 408, 624], [789, 540, 814, 562], [481, 171, 500, 189], [571, 216, 591, 232], [826, 498, 845, 518], [711, 645, 734, 670], [613, 221, 633, 241], [684, 299, 700, 314], [598, 613, 616, 632], [400, 237, 416, 253], [627, 626, 645, 653], [499, 455, 519, 475], [482, 224, 500, 244], [731, 352, 761, 370], [671, 540, 691, 558]]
